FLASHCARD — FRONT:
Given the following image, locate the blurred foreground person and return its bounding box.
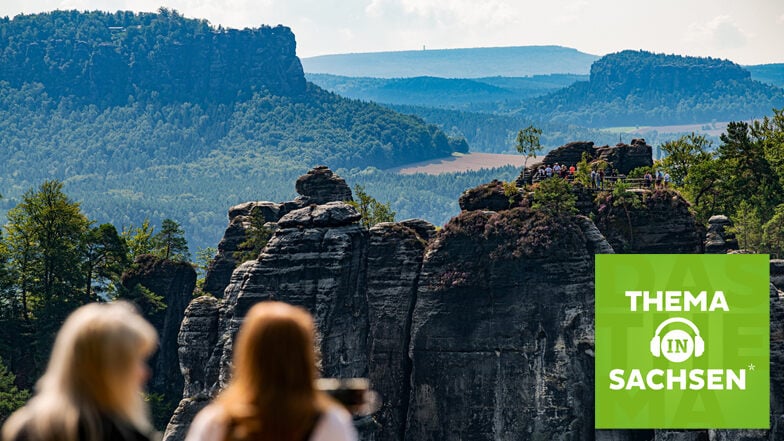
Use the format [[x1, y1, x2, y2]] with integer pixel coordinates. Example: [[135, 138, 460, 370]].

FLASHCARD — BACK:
[[185, 301, 357, 441], [2, 302, 158, 441]]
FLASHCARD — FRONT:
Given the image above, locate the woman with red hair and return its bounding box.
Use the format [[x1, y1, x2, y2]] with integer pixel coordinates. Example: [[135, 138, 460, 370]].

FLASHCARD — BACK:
[[185, 301, 357, 441]]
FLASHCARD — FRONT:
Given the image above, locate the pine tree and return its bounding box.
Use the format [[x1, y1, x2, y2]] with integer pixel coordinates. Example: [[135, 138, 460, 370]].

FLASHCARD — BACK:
[[0, 357, 30, 422], [152, 219, 190, 261], [348, 184, 396, 228]]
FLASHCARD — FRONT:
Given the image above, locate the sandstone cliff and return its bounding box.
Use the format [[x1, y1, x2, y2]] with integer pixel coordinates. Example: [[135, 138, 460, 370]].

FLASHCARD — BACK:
[[165, 167, 780, 441], [121, 255, 197, 426], [594, 189, 703, 254]]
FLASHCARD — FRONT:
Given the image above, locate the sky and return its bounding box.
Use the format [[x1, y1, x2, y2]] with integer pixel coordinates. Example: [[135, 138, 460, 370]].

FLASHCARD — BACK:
[[1, 0, 783, 64]]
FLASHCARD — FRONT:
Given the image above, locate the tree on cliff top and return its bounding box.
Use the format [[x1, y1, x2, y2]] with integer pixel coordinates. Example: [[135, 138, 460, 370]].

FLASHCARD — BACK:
[[152, 219, 190, 262], [515, 124, 543, 184], [234, 208, 273, 265], [349, 184, 396, 228], [532, 177, 577, 217]]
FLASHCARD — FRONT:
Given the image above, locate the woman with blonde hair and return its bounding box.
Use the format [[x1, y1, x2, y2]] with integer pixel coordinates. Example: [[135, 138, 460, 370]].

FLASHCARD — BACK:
[[185, 301, 357, 441], [2, 301, 158, 441]]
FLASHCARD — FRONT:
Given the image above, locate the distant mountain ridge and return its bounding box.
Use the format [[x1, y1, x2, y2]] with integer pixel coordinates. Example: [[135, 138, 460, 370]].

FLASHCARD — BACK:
[[746, 63, 784, 88], [306, 73, 586, 111], [301, 45, 599, 78], [518, 50, 784, 127]]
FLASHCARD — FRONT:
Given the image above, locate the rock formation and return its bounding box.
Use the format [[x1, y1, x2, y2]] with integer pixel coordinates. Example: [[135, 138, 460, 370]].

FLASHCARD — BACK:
[[594, 189, 703, 253], [458, 179, 525, 212], [202, 201, 282, 297], [295, 165, 354, 205], [704, 215, 739, 254], [772, 260, 784, 290], [201, 165, 353, 298], [406, 206, 608, 440], [595, 139, 654, 175], [540, 141, 597, 168], [121, 255, 197, 424], [165, 167, 780, 441], [518, 139, 654, 184]]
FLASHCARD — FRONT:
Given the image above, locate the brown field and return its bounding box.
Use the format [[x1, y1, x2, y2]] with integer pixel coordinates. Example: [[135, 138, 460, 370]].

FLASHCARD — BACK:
[[391, 153, 536, 175]]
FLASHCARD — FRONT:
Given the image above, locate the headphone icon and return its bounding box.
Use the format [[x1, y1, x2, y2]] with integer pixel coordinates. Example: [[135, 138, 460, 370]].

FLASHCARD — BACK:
[[649, 317, 704, 359]]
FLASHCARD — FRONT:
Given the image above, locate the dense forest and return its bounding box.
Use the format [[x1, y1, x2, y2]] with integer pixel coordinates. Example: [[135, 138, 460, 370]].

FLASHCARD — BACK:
[[389, 104, 665, 154], [518, 51, 784, 127], [0, 10, 474, 251]]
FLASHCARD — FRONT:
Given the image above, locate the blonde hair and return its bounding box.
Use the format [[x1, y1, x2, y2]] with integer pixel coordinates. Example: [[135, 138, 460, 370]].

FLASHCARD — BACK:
[[2, 301, 158, 441], [216, 301, 330, 441]]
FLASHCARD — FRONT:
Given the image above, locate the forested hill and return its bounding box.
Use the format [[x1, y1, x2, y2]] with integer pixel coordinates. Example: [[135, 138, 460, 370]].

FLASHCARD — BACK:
[[519, 50, 784, 127], [0, 10, 305, 105], [0, 10, 467, 250]]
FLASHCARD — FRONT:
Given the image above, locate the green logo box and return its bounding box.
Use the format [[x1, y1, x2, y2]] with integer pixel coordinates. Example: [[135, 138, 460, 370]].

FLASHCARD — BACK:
[[595, 254, 770, 429]]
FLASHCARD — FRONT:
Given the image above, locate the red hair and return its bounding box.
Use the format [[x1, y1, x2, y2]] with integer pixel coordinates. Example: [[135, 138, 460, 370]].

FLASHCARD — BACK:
[[216, 301, 329, 441]]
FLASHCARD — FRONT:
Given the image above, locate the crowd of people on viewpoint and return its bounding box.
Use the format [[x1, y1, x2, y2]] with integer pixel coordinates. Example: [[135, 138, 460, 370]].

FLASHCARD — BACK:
[[2, 301, 358, 441], [534, 162, 671, 191]]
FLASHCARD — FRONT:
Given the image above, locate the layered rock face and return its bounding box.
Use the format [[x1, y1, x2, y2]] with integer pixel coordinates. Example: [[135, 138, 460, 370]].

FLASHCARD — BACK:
[[295, 165, 354, 205], [540, 141, 597, 167], [406, 207, 608, 440], [201, 201, 282, 297], [121, 255, 197, 416], [202, 165, 354, 298], [704, 215, 739, 254], [594, 189, 703, 253], [595, 139, 653, 175], [167, 167, 780, 441], [165, 167, 428, 441]]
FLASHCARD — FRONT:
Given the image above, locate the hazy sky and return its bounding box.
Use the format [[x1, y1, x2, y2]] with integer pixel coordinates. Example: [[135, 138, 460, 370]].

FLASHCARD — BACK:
[[1, 0, 783, 64]]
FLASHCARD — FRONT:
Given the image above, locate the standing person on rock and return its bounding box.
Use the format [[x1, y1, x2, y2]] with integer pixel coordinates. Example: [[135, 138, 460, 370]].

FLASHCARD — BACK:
[[185, 301, 357, 441], [2, 302, 158, 441]]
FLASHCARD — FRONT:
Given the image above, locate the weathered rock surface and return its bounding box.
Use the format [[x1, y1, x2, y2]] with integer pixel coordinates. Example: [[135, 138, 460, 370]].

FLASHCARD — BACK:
[[704, 215, 738, 254], [771, 260, 784, 290], [595, 139, 654, 175], [203, 167, 355, 299], [406, 207, 602, 440], [121, 255, 197, 420], [366, 223, 429, 441], [166, 168, 780, 441], [278, 201, 362, 228], [202, 201, 282, 297], [541, 141, 596, 167], [295, 165, 353, 205], [595, 189, 702, 253], [458, 179, 524, 212], [163, 296, 221, 441]]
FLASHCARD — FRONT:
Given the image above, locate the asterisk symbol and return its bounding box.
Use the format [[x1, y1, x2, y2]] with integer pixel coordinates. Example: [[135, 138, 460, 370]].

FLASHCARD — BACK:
[[748, 363, 756, 371]]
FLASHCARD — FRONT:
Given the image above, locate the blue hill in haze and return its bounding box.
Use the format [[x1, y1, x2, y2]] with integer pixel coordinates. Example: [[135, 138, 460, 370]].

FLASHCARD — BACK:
[[301, 45, 599, 78]]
